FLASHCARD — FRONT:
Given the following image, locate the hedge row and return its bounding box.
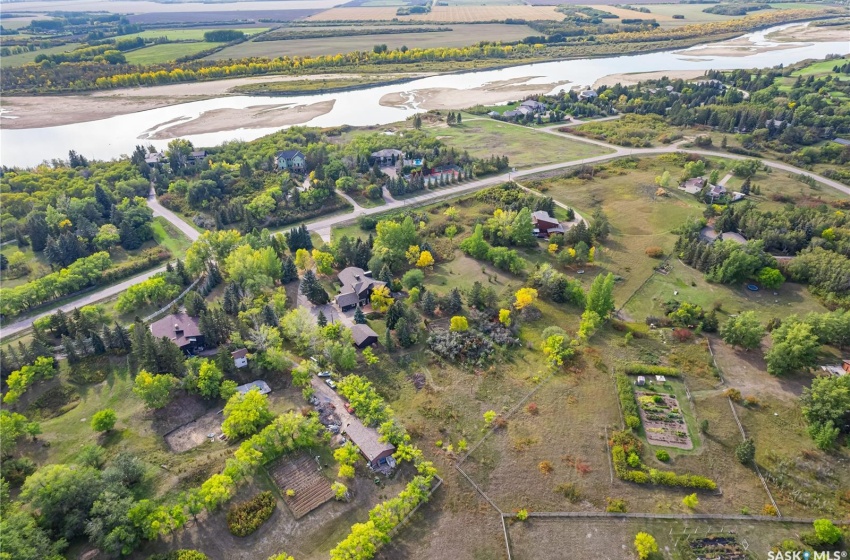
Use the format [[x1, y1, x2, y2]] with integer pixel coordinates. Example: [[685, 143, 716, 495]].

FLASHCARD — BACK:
[[622, 363, 680, 377], [611, 431, 716, 490], [615, 373, 641, 430], [101, 247, 172, 284], [227, 491, 276, 537]]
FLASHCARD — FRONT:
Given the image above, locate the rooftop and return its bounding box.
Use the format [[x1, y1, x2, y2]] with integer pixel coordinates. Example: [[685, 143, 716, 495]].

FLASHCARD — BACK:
[[351, 324, 378, 346], [149, 313, 201, 348], [236, 380, 271, 395]]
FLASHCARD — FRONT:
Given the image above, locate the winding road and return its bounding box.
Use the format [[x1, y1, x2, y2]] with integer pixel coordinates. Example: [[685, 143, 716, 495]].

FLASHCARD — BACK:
[[1, 121, 848, 339]]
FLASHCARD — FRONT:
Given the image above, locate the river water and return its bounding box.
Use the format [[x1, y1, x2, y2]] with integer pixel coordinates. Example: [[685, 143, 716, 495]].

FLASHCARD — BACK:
[[1, 22, 847, 167]]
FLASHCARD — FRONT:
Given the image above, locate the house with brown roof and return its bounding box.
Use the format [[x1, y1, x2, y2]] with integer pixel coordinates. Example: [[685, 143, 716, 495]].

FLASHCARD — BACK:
[[231, 348, 248, 368], [149, 312, 204, 353], [532, 210, 565, 238], [335, 267, 385, 311]]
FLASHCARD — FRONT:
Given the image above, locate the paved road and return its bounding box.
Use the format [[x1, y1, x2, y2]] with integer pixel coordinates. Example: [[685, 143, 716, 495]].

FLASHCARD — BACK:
[[3, 129, 848, 339], [0, 190, 198, 339], [148, 186, 200, 242]]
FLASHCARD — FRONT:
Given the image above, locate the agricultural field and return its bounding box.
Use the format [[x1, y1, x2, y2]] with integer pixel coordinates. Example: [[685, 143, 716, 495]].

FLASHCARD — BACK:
[[306, 4, 563, 21], [124, 42, 221, 64], [124, 27, 269, 41], [210, 23, 538, 59], [1, 42, 83, 67], [431, 117, 614, 169]]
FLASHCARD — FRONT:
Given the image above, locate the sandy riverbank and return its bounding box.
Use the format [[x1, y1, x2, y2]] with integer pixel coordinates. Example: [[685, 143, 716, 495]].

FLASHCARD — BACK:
[[593, 69, 709, 88], [0, 73, 426, 129], [145, 99, 335, 139], [379, 77, 570, 110], [675, 37, 807, 58], [767, 22, 850, 43]]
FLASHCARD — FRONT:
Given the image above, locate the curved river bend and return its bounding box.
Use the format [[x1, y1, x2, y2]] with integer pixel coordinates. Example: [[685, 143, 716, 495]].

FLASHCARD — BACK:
[[1, 22, 847, 167]]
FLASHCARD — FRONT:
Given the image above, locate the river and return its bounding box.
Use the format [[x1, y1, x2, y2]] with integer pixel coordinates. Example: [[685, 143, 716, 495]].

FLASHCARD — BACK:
[[1, 21, 847, 167]]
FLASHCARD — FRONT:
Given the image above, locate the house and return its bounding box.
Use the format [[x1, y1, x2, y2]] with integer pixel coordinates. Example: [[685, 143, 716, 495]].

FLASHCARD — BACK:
[[832, 138, 850, 146], [706, 183, 726, 202], [335, 267, 385, 311], [370, 149, 403, 166], [520, 99, 547, 113], [149, 312, 204, 354], [730, 191, 747, 203], [578, 89, 598, 100], [189, 150, 207, 164], [487, 111, 500, 117], [351, 324, 379, 349], [532, 210, 565, 238], [231, 348, 248, 368], [235, 380, 271, 395], [821, 361, 849, 377], [145, 152, 166, 165], [312, 378, 396, 469], [680, 177, 705, 194], [276, 149, 306, 172]]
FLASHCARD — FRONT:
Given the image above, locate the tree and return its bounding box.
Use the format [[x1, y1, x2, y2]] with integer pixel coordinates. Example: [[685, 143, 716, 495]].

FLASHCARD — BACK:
[[370, 285, 393, 313], [735, 438, 755, 464], [281, 256, 298, 283], [26, 211, 50, 252], [800, 375, 850, 450], [421, 290, 437, 317], [21, 463, 102, 539], [499, 308, 511, 326], [300, 270, 329, 305], [0, 410, 40, 457], [720, 311, 765, 350], [402, 269, 425, 289], [362, 347, 379, 365], [222, 388, 273, 439], [757, 267, 784, 289], [634, 532, 658, 560], [91, 409, 117, 433], [415, 250, 435, 269], [682, 493, 699, 510], [133, 370, 178, 409], [450, 316, 469, 332], [199, 474, 234, 510], [0, 504, 65, 560], [459, 224, 490, 260], [312, 249, 335, 276], [586, 273, 615, 318], [197, 360, 224, 400], [655, 170, 671, 188], [353, 307, 367, 324], [765, 321, 820, 375], [511, 207, 536, 246], [513, 287, 538, 310], [541, 334, 576, 367], [811, 519, 842, 545]]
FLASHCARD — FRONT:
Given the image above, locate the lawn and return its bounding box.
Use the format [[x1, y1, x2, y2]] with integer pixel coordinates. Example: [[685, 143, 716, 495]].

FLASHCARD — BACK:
[[1, 42, 83, 67], [151, 216, 193, 257], [432, 118, 613, 170], [124, 42, 219, 64]]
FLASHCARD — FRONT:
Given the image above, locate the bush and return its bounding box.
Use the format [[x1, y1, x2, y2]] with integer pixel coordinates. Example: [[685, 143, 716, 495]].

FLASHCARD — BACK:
[[516, 508, 528, 521], [538, 460, 553, 475], [622, 363, 679, 377], [645, 246, 664, 258], [671, 328, 693, 342], [226, 491, 276, 537], [554, 482, 581, 503], [655, 449, 670, 462], [615, 374, 642, 431], [606, 498, 627, 512]]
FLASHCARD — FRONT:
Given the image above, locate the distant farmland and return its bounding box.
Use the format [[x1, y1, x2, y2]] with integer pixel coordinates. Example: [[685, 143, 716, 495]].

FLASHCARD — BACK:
[[127, 9, 319, 24], [307, 5, 563, 21]]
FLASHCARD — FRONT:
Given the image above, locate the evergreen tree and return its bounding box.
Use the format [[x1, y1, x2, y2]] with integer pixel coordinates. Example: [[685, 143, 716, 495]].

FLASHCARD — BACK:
[[300, 270, 330, 305], [354, 307, 367, 324], [281, 256, 299, 283], [445, 288, 463, 315], [421, 290, 437, 317], [383, 327, 395, 351], [317, 310, 328, 327], [379, 264, 393, 285], [62, 335, 79, 364], [26, 211, 50, 252], [112, 322, 131, 353], [386, 301, 405, 330], [262, 304, 278, 327], [94, 184, 113, 217]]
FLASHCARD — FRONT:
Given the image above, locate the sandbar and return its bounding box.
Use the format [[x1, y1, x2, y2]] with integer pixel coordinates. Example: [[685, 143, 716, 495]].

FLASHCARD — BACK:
[[593, 69, 709, 88], [379, 77, 570, 110], [145, 99, 335, 139]]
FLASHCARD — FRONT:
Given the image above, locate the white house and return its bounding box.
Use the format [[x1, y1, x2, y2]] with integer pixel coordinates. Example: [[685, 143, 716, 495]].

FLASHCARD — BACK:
[[231, 348, 249, 369]]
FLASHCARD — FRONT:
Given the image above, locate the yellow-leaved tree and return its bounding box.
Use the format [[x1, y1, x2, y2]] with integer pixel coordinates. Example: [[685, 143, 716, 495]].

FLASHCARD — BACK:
[[513, 287, 538, 310]]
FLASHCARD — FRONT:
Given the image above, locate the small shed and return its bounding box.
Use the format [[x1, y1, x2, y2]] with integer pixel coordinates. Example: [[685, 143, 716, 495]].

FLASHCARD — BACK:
[[636, 376, 646, 386], [231, 348, 249, 368], [351, 324, 379, 349], [235, 380, 271, 396]]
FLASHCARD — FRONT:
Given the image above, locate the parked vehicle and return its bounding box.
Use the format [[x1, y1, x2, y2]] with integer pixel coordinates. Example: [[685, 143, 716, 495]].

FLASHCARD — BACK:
[[325, 379, 337, 389], [318, 371, 332, 378]]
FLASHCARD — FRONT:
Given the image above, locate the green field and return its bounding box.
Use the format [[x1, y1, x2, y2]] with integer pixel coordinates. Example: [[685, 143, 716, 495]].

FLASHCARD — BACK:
[[123, 27, 269, 41], [209, 23, 538, 59], [124, 42, 218, 64], [1, 42, 83, 67], [432, 118, 614, 169]]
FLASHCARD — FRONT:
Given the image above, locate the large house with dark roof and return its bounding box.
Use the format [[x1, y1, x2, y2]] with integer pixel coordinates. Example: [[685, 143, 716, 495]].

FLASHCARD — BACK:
[[149, 312, 204, 353], [276, 149, 306, 172], [334, 267, 385, 311]]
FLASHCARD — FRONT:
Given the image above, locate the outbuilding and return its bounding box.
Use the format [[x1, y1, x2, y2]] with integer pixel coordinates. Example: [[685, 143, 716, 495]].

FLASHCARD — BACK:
[[351, 324, 379, 349], [231, 348, 249, 368]]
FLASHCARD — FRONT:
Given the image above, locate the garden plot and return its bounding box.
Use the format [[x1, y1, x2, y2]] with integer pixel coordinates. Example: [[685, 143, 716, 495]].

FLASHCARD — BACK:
[[268, 452, 335, 519], [635, 391, 692, 449], [164, 408, 225, 453]]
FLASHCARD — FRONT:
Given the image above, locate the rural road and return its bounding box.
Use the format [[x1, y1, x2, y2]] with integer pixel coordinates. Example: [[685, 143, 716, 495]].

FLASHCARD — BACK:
[[2, 126, 847, 339]]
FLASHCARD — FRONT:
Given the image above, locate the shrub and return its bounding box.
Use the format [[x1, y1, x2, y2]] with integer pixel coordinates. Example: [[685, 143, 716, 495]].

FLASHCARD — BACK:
[[682, 493, 698, 510], [724, 388, 742, 402], [226, 491, 276, 537], [516, 508, 528, 521], [526, 402, 539, 415], [623, 363, 679, 377], [634, 532, 658, 560], [645, 246, 664, 258], [761, 504, 778, 516], [539, 461, 553, 475], [655, 449, 670, 462], [606, 498, 627, 512], [672, 328, 693, 342], [554, 482, 581, 503], [615, 374, 641, 431], [91, 408, 117, 433]]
